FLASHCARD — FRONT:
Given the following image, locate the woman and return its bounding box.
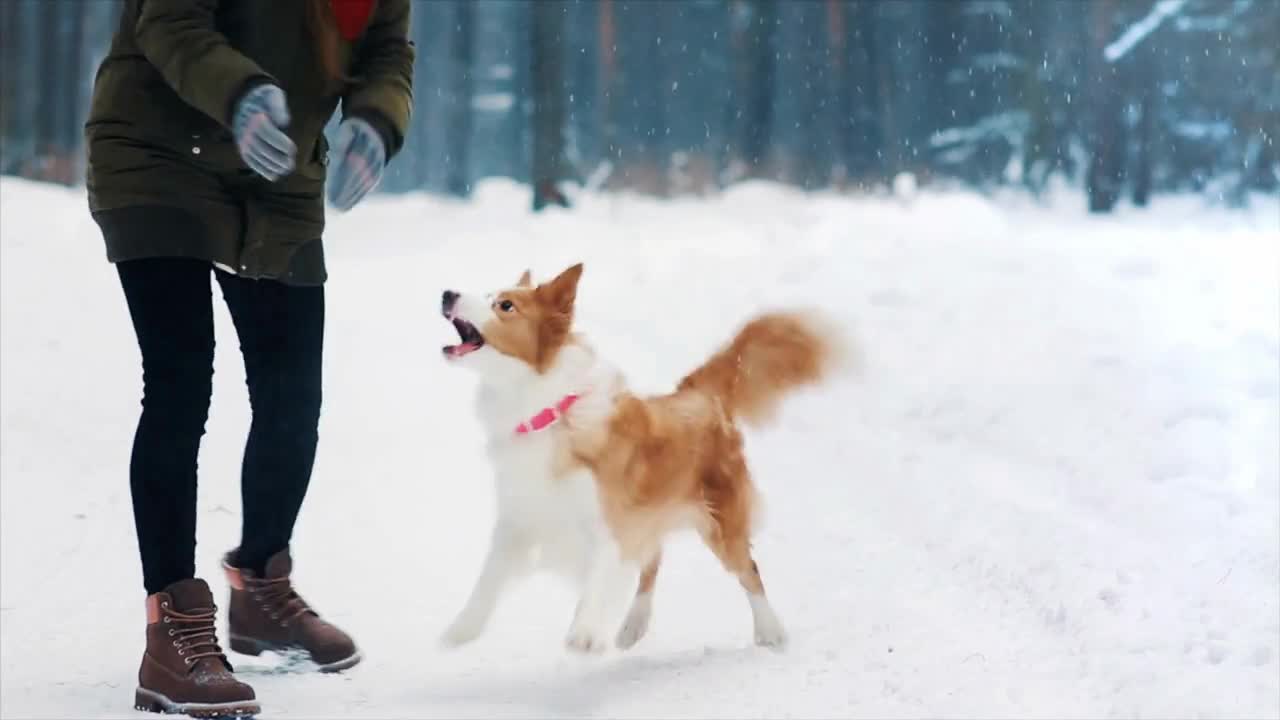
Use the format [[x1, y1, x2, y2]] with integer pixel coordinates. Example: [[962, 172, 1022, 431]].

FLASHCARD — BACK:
[[84, 0, 413, 715]]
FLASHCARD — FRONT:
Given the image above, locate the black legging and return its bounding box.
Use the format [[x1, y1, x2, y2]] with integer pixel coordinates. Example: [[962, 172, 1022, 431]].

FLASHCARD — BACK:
[[117, 257, 324, 594]]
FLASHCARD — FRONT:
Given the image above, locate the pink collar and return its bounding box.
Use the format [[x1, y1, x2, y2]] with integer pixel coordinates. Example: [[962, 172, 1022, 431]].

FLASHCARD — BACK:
[[514, 394, 580, 435]]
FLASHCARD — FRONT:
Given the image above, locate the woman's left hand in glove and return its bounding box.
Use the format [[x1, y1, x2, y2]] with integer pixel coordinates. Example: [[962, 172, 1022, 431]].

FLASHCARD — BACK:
[[326, 117, 387, 212]]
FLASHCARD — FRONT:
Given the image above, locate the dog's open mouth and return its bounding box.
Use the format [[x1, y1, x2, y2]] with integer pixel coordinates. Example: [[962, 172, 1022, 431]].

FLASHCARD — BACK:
[[443, 317, 485, 358]]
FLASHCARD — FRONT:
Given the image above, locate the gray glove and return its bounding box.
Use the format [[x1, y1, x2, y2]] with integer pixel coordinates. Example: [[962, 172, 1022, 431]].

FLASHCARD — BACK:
[[326, 117, 386, 211], [231, 84, 297, 182]]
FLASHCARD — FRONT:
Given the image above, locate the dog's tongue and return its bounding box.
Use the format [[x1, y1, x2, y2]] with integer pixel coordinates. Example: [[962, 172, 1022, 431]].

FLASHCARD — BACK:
[[444, 342, 480, 358]]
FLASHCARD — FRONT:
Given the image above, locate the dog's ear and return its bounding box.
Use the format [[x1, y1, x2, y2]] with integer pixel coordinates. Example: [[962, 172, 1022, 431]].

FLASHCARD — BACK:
[[534, 263, 583, 369], [538, 263, 583, 314], [516, 269, 533, 288]]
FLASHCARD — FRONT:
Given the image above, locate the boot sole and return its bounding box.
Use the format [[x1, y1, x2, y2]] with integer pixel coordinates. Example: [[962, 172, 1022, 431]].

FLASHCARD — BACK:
[[229, 633, 363, 673], [134, 687, 260, 718]]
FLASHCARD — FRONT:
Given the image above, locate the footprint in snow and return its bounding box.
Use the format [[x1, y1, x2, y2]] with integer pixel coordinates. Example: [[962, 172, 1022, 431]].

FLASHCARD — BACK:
[[1112, 258, 1158, 279], [1162, 405, 1230, 430], [1205, 645, 1228, 665], [867, 289, 911, 308], [1249, 646, 1272, 667]]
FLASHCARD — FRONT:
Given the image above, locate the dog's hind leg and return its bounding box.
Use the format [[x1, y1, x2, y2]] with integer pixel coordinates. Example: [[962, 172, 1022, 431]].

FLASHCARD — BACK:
[[615, 550, 662, 650], [440, 524, 531, 648], [700, 506, 788, 651], [736, 550, 787, 650]]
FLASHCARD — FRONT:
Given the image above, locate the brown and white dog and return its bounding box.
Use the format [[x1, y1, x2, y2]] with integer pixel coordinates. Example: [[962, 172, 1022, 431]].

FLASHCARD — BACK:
[[437, 263, 844, 654]]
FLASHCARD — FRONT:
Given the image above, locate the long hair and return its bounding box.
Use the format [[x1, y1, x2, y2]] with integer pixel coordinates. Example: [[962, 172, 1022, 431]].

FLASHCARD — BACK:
[[305, 0, 349, 92]]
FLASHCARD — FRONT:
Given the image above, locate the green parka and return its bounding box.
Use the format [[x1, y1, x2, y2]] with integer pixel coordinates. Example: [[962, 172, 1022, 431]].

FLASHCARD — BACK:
[[85, 0, 415, 285]]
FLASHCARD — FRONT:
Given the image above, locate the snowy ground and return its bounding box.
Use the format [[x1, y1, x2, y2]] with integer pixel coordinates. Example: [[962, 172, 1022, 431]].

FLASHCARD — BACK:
[[1, 176, 1277, 720]]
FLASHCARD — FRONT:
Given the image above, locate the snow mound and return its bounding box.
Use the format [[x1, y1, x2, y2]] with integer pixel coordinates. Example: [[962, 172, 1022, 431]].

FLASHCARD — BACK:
[[2, 177, 1277, 718]]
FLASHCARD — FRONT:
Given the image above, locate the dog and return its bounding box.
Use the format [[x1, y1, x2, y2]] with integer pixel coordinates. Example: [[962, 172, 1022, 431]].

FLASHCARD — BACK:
[[437, 263, 843, 654]]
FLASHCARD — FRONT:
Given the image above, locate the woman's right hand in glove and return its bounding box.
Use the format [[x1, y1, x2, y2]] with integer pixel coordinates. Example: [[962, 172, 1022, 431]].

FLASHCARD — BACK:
[[231, 84, 297, 182]]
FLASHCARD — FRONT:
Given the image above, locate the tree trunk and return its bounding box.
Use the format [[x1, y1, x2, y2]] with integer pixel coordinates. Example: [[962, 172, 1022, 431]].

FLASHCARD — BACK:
[[731, 0, 777, 180], [64, 0, 87, 184], [843, 0, 885, 187], [792, 0, 829, 189], [531, 0, 570, 210], [1129, 42, 1155, 207], [1086, 0, 1124, 213], [565, 0, 600, 183], [35, 0, 60, 172], [444, 0, 474, 198], [402, 4, 432, 191], [1017, 0, 1056, 196], [665, 1, 725, 195], [606, 1, 667, 195], [0, 0, 23, 174], [826, 0, 850, 188], [598, 0, 617, 179], [506, 2, 531, 184], [873, 3, 901, 180]]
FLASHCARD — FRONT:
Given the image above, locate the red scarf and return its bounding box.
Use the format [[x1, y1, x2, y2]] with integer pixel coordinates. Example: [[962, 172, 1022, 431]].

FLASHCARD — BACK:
[[330, 0, 376, 42]]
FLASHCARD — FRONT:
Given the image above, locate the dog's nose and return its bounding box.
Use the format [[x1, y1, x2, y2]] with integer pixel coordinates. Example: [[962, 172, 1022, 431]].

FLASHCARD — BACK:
[[441, 290, 459, 314]]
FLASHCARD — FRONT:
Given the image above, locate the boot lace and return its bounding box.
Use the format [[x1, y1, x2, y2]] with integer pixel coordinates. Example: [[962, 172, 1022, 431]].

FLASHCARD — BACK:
[[161, 602, 226, 670], [248, 577, 314, 627]]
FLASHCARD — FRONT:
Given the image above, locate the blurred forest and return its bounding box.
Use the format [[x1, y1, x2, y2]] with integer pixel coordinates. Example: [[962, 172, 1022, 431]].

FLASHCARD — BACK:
[[1, 0, 1276, 212]]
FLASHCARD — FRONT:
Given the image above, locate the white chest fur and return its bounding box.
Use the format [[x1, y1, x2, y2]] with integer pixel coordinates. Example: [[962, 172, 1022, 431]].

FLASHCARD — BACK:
[[485, 428, 603, 581], [440, 343, 638, 652], [477, 344, 624, 577]]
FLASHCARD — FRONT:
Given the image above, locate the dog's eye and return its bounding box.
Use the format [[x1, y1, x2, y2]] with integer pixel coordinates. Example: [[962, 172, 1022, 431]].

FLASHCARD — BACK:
[[498, 300, 515, 312]]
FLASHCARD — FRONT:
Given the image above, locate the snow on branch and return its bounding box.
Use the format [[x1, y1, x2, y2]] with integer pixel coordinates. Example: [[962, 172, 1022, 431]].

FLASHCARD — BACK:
[[1174, 0, 1252, 33], [1103, 0, 1190, 62]]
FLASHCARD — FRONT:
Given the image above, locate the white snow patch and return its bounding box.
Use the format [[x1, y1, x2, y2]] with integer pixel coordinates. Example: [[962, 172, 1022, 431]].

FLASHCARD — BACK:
[[1104, 0, 1190, 62], [472, 92, 515, 113], [1, 177, 1277, 719]]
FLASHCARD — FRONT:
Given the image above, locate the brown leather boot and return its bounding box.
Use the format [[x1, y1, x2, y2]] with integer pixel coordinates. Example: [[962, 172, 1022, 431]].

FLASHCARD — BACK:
[[223, 549, 361, 672], [134, 578, 260, 718]]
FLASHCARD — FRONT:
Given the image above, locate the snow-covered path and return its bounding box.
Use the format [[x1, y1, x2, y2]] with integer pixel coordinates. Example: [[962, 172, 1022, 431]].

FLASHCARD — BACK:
[[2, 178, 1277, 719]]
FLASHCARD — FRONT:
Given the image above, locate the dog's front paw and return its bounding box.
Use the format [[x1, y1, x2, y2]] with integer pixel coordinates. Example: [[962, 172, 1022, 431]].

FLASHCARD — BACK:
[[565, 625, 610, 655], [615, 601, 652, 650], [753, 621, 788, 651], [440, 617, 485, 648]]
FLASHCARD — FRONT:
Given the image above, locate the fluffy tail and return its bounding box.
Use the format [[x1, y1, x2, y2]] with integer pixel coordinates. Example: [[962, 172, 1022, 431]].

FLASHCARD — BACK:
[[677, 310, 850, 428]]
